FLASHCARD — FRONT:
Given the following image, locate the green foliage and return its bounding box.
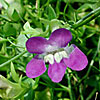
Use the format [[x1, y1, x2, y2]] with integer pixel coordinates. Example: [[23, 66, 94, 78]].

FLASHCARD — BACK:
[[0, 0, 100, 100], [24, 88, 35, 100], [46, 4, 56, 20], [0, 75, 25, 99], [7, 2, 25, 22], [11, 62, 19, 82], [0, 0, 8, 9], [17, 34, 27, 51], [35, 88, 51, 100], [21, 22, 41, 36], [3, 22, 16, 37], [85, 75, 100, 91]]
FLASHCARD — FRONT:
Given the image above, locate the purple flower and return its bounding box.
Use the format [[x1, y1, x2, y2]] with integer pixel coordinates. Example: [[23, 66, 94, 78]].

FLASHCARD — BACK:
[[26, 28, 88, 83]]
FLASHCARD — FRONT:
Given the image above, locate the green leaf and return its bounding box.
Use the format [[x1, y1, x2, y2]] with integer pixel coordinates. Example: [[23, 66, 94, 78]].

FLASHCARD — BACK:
[[23, 77, 35, 88], [0, 0, 8, 9], [11, 62, 19, 82], [0, 75, 25, 99], [23, 21, 30, 30], [0, 55, 9, 71], [32, 77, 40, 89], [77, 3, 93, 12], [67, 5, 76, 21], [85, 75, 100, 91], [17, 34, 27, 52], [0, 55, 9, 65], [47, 4, 56, 20], [24, 88, 35, 100], [50, 19, 62, 32], [7, 2, 25, 21], [92, 2, 100, 9], [21, 22, 41, 36], [12, 9, 20, 21], [40, 18, 50, 25], [0, 14, 11, 21], [35, 88, 51, 100], [3, 22, 16, 37]]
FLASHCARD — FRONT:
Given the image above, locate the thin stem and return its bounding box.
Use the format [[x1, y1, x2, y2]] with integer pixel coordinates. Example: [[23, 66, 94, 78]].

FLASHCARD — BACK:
[[63, 0, 69, 21], [37, 0, 40, 14], [86, 88, 97, 100], [57, 83, 70, 92], [39, 81, 48, 86], [50, 88, 54, 100], [95, 92, 98, 100], [79, 84, 84, 100], [7, 37, 25, 48], [71, 7, 100, 29], [39, 79, 69, 93], [41, 0, 49, 9], [86, 36, 100, 76], [98, 37, 100, 69], [25, 6, 50, 24], [25, 6, 37, 18], [0, 50, 27, 68], [56, 0, 60, 18], [25, 6, 50, 37], [77, 36, 100, 86], [54, 88, 68, 92], [25, 34, 29, 39], [0, 37, 8, 43], [92, 66, 100, 73], [66, 69, 73, 100]]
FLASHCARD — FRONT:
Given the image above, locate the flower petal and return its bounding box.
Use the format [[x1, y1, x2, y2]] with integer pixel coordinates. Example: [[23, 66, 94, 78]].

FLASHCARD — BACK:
[[48, 60, 67, 83], [26, 58, 47, 78], [63, 46, 88, 71], [49, 28, 72, 47], [26, 37, 49, 54]]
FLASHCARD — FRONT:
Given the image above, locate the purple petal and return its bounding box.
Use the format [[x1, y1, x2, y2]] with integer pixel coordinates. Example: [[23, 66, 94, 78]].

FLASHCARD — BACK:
[[26, 58, 47, 78], [26, 37, 49, 54], [48, 60, 67, 83], [48, 28, 72, 47], [63, 46, 88, 71]]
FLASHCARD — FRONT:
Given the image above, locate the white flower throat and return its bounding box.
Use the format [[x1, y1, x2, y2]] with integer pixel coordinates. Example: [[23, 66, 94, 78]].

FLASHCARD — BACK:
[[39, 45, 74, 65], [44, 51, 69, 64]]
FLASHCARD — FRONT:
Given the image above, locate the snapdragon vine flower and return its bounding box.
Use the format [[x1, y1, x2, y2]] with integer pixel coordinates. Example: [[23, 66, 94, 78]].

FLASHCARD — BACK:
[[26, 28, 88, 83]]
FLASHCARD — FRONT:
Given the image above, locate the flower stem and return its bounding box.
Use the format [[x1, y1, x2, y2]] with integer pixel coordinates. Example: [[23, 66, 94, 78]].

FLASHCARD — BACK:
[[0, 38, 8, 43], [79, 84, 84, 100], [85, 36, 100, 76], [63, 0, 69, 21], [36, 0, 40, 17], [0, 50, 27, 68], [57, 83, 70, 92], [86, 88, 97, 100], [76, 36, 100, 86], [24, 6, 50, 37], [71, 7, 100, 29], [98, 37, 100, 69], [66, 69, 74, 100]]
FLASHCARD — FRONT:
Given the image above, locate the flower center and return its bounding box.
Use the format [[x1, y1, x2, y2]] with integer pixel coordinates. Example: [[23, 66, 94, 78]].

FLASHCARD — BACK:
[[44, 50, 69, 64], [39, 45, 74, 64]]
